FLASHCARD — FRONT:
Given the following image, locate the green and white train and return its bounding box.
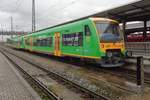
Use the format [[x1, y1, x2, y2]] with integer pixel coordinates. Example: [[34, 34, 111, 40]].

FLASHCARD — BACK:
[[7, 17, 126, 67]]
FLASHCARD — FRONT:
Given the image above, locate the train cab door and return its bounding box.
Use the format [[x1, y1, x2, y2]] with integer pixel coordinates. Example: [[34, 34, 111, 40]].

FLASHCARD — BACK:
[[83, 25, 93, 56], [54, 32, 61, 56]]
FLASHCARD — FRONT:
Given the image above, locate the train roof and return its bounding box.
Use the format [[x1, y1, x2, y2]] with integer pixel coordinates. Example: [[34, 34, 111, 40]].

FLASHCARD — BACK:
[[27, 17, 117, 35], [90, 17, 118, 23], [12, 17, 119, 39]]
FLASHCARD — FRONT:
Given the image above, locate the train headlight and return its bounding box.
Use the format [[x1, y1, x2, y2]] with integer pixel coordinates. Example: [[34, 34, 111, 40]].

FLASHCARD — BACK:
[[107, 52, 113, 57]]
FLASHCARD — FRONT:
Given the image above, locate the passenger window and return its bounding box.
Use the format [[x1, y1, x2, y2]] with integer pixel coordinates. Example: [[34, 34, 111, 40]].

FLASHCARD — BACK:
[[84, 25, 91, 36], [78, 32, 83, 46], [33, 37, 53, 47], [62, 32, 83, 46]]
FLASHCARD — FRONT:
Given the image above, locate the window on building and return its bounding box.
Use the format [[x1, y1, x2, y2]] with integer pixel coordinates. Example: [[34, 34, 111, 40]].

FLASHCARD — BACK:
[[84, 25, 91, 36], [62, 32, 83, 46]]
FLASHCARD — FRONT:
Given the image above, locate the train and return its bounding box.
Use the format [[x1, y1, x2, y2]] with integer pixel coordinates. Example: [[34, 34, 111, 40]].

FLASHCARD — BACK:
[[7, 17, 126, 67], [127, 33, 150, 42]]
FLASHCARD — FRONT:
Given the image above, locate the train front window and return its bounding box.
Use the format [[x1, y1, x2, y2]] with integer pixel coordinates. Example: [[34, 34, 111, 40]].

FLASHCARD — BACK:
[[95, 22, 123, 42]]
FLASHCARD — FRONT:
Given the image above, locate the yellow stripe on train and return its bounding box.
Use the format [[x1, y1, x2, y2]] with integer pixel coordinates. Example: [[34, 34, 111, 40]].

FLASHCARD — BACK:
[[100, 43, 125, 52]]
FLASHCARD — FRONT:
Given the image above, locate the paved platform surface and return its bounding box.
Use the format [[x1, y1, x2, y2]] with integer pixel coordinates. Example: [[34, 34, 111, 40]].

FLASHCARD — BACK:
[[132, 54, 150, 59], [0, 52, 41, 100], [126, 55, 150, 66]]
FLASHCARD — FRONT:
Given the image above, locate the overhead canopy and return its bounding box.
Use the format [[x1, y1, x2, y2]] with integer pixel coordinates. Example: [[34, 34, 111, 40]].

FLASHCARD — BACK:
[[31, 0, 150, 34], [49, 0, 149, 28], [92, 0, 150, 22]]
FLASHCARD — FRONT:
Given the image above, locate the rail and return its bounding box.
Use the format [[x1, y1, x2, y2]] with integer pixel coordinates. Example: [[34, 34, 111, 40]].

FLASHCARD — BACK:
[[0, 50, 61, 100], [0, 47, 110, 100]]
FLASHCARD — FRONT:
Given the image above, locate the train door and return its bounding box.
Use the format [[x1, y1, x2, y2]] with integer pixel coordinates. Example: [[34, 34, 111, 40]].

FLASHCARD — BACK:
[[30, 37, 33, 51], [54, 32, 61, 56], [18, 38, 20, 48], [83, 25, 93, 57]]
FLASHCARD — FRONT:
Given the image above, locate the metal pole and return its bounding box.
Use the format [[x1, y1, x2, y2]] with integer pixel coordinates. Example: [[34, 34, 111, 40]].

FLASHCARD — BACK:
[[122, 21, 127, 42], [143, 20, 147, 41], [143, 20, 147, 55], [1, 25, 3, 42], [32, 0, 36, 32], [136, 56, 144, 92], [10, 16, 13, 38]]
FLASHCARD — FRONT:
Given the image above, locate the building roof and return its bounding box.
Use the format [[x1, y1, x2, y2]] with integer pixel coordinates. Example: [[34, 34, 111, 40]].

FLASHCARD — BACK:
[[92, 0, 150, 22]]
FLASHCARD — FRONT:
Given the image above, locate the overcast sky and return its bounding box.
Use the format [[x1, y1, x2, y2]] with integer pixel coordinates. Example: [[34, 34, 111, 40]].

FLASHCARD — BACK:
[[0, 0, 139, 32]]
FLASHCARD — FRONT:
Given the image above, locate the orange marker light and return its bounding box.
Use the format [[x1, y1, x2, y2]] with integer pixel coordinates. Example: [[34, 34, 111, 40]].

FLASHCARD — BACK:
[[101, 44, 104, 48]]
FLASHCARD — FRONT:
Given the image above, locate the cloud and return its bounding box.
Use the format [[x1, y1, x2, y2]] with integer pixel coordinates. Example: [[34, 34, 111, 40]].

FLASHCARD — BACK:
[[0, 0, 139, 31]]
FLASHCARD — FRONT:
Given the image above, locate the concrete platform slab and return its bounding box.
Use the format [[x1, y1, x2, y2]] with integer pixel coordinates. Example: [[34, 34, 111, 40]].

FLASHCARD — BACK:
[[0, 52, 41, 100]]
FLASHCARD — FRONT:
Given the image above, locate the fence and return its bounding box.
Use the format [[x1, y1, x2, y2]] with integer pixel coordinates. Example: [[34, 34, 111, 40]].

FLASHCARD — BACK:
[[126, 42, 150, 56]]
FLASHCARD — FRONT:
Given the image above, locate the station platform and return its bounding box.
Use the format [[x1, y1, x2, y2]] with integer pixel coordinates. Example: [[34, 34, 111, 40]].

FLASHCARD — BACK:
[[132, 54, 150, 60], [0, 52, 41, 100], [125, 53, 150, 66]]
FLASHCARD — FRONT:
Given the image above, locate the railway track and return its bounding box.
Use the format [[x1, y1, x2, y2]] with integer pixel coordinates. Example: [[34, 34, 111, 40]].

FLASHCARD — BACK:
[[4, 46, 149, 93], [57, 54, 150, 87], [2, 46, 145, 94], [0, 47, 110, 100], [100, 67, 150, 85], [0, 50, 61, 100], [38, 51, 150, 92]]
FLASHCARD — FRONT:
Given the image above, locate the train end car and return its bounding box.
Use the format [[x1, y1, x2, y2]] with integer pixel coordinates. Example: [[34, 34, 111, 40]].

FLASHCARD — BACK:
[[7, 35, 26, 49], [89, 18, 125, 67], [7, 36, 20, 48]]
